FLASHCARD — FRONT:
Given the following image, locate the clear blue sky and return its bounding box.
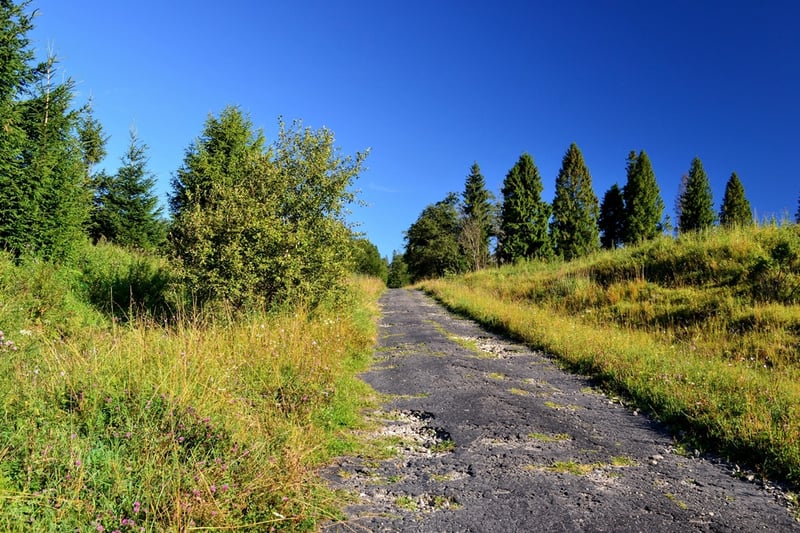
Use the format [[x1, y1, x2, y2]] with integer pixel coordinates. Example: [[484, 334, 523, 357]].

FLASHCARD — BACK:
[[31, 0, 800, 258]]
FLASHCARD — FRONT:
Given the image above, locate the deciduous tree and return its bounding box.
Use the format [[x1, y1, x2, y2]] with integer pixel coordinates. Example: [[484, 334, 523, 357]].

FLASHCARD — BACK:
[[404, 193, 465, 281], [170, 107, 366, 308], [550, 143, 599, 261]]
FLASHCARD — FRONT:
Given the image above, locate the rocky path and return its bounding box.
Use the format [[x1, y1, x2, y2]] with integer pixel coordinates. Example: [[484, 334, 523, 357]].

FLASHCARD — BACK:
[[322, 289, 798, 532]]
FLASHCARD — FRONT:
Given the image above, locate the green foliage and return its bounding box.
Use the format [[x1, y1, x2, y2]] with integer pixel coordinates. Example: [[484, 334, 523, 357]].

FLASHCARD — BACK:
[[598, 183, 625, 249], [678, 157, 715, 233], [91, 128, 166, 250], [76, 97, 108, 177], [623, 150, 664, 244], [404, 193, 466, 282], [0, 54, 92, 262], [351, 237, 388, 282], [75, 241, 178, 321], [170, 107, 366, 309], [719, 172, 753, 227], [461, 162, 494, 270], [387, 250, 411, 288], [498, 152, 552, 263], [550, 143, 600, 261], [0, 258, 382, 530]]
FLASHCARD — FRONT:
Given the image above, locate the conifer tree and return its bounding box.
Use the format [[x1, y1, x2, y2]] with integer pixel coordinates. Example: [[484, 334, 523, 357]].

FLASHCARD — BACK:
[[91, 128, 166, 249], [498, 152, 552, 263], [623, 149, 664, 244], [678, 157, 715, 233], [599, 184, 625, 249], [77, 97, 108, 179], [461, 162, 494, 270], [15, 56, 91, 261], [550, 143, 599, 261], [719, 172, 752, 227]]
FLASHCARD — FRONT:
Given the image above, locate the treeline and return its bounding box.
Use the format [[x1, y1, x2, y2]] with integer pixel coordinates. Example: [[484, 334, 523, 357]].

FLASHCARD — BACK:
[[0, 1, 380, 312], [393, 142, 788, 284]]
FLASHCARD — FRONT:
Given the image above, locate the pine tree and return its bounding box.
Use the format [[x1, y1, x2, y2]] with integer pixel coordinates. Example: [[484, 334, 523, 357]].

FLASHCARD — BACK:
[[599, 184, 625, 249], [461, 162, 494, 270], [550, 143, 599, 261], [498, 152, 552, 263], [678, 157, 715, 233], [91, 128, 166, 249], [623, 149, 664, 244], [719, 172, 752, 227]]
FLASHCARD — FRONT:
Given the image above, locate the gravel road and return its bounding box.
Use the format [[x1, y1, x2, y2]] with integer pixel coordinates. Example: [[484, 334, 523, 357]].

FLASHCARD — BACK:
[[322, 289, 798, 532]]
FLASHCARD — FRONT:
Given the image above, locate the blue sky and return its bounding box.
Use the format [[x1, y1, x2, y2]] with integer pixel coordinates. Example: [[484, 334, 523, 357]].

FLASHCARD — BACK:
[[31, 0, 800, 258]]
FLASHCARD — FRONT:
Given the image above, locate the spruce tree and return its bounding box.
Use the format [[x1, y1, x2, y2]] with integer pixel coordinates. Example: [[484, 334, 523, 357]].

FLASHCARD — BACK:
[[15, 56, 91, 261], [92, 128, 166, 250], [498, 152, 552, 263], [719, 172, 752, 227], [599, 184, 625, 249], [623, 149, 664, 244], [678, 157, 715, 233], [77, 97, 108, 179], [461, 162, 494, 270], [550, 143, 599, 261]]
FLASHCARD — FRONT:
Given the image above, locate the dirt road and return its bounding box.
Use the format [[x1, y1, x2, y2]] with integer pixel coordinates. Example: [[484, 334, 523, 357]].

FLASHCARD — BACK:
[[322, 289, 797, 532]]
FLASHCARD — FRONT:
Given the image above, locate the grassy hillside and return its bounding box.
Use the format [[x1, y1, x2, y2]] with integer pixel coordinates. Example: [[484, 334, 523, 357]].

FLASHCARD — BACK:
[[421, 224, 800, 486], [0, 243, 383, 531]]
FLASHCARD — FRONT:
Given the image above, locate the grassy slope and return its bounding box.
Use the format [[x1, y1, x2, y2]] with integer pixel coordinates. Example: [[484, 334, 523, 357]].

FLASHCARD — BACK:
[[421, 224, 800, 486], [0, 243, 383, 531]]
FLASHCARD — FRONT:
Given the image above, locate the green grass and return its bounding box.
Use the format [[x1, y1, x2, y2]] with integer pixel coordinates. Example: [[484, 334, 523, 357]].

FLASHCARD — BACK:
[[420, 224, 800, 487], [0, 245, 384, 530]]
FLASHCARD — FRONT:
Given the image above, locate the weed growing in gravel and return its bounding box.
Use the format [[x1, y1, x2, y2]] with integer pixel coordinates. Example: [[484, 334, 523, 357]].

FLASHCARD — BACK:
[[395, 495, 418, 511], [430, 440, 456, 453], [509, 387, 531, 396], [528, 432, 572, 442], [488, 372, 506, 380]]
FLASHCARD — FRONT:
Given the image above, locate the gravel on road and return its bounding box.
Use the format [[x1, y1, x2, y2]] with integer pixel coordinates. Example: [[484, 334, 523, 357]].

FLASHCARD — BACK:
[[322, 289, 798, 532]]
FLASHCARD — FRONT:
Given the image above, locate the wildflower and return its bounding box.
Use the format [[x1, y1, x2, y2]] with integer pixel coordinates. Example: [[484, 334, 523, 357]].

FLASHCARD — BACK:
[[133, 501, 141, 514], [95, 524, 105, 532], [221, 483, 230, 492], [210, 484, 216, 494], [75, 460, 82, 467]]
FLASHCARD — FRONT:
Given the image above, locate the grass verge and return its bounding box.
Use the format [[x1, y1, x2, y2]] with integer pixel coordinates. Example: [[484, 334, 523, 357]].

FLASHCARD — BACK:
[[0, 246, 383, 531], [420, 224, 800, 487]]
